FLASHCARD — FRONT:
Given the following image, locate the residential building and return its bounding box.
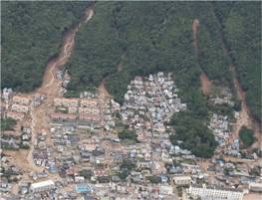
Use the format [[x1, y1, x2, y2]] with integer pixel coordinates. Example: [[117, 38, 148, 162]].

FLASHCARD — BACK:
[[173, 176, 191, 186], [12, 95, 30, 105], [30, 180, 55, 193], [187, 184, 244, 200], [11, 104, 29, 113]]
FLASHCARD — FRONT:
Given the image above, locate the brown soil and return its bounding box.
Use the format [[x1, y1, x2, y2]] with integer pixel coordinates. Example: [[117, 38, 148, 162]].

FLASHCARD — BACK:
[[243, 192, 262, 200], [98, 79, 112, 102], [192, 19, 200, 55], [218, 31, 261, 149], [229, 64, 261, 149], [200, 73, 213, 96]]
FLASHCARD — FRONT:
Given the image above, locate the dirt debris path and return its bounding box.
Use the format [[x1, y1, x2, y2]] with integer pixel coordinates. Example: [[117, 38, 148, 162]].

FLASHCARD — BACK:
[[192, 19, 200, 56], [200, 73, 213, 96], [229, 64, 261, 149], [192, 17, 261, 148], [21, 8, 94, 171], [192, 19, 214, 96]]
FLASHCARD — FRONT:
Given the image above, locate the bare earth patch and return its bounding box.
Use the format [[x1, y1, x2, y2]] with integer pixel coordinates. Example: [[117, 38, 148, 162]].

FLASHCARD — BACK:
[[200, 73, 213, 96]]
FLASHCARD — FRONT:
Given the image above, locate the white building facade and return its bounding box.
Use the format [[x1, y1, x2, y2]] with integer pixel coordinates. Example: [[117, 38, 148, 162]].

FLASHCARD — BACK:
[[187, 185, 244, 200], [30, 180, 55, 193]]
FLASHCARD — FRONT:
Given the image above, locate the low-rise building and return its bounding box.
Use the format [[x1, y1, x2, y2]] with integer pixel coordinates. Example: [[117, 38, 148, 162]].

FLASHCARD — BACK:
[[11, 104, 29, 113], [30, 180, 55, 193], [12, 95, 30, 105], [80, 99, 98, 107], [173, 176, 191, 186], [54, 98, 78, 107], [7, 111, 25, 120], [187, 184, 244, 200]]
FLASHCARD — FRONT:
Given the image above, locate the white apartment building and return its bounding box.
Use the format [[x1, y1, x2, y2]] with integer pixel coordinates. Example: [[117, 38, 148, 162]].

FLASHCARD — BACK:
[[30, 180, 55, 193], [187, 184, 244, 200]]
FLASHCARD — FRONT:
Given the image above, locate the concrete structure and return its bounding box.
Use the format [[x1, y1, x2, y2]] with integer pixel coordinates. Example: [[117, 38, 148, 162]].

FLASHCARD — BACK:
[[80, 99, 98, 107], [54, 98, 78, 107], [11, 104, 29, 113], [51, 113, 77, 121], [7, 111, 25, 120], [30, 180, 55, 193], [173, 176, 191, 186], [187, 184, 244, 200], [249, 182, 262, 192], [12, 95, 30, 105]]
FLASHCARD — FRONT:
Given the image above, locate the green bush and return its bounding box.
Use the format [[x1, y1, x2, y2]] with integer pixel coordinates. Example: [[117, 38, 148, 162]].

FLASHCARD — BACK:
[[1, 118, 17, 131], [118, 129, 138, 142], [239, 126, 255, 148], [169, 112, 218, 158]]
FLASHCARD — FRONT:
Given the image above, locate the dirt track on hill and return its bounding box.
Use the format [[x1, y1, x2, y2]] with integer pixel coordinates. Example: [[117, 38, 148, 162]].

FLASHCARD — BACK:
[[192, 19, 200, 56], [219, 31, 261, 148], [200, 73, 213, 96], [193, 18, 261, 148], [192, 19, 214, 96], [25, 8, 94, 169]]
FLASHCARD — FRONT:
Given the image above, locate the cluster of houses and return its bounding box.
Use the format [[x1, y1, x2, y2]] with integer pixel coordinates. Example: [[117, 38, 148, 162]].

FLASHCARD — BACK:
[[120, 72, 186, 136], [51, 97, 100, 123], [50, 94, 120, 132], [56, 69, 71, 96], [1, 127, 31, 150], [209, 87, 235, 107], [1, 73, 262, 200], [208, 113, 242, 157]]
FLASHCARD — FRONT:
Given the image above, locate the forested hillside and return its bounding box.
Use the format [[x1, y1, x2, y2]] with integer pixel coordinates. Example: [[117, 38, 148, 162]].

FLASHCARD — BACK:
[[66, 2, 230, 105], [1, 1, 90, 91], [65, 1, 261, 121], [214, 2, 261, 122], [2, 2, 261, 157]]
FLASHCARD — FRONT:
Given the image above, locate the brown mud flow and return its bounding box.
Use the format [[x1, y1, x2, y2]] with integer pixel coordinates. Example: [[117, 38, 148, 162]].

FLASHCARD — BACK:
[[192, 19, 214, 96], [218, 31, 261, 148], [26, 8, 94, 168], [192, 18, 261, 148]]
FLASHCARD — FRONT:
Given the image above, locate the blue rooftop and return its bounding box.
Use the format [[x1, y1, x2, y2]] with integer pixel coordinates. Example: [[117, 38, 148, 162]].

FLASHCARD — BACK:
[[75, 184, 92, 193]]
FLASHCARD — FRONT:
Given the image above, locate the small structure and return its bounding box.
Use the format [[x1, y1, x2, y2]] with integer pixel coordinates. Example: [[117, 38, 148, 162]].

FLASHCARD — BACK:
[[173, 176, 191, 186]]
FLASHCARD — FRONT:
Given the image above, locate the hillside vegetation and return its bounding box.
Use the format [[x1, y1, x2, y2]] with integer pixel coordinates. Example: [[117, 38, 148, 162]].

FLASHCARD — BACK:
[[212, 2, 261, 122], [1, 1, 90, 91], [2, 2, 260, 157]]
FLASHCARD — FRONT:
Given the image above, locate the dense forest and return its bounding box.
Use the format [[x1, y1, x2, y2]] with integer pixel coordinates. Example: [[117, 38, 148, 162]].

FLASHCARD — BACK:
[[211, 2, 261, 122], [239, 126, 255, 148], [1, 118, 17, 131], [1, 1, 90, 91], [169, 112, 218, 158], [2, 2, 261, 157]]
